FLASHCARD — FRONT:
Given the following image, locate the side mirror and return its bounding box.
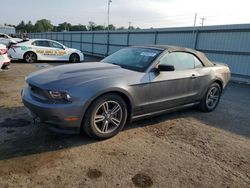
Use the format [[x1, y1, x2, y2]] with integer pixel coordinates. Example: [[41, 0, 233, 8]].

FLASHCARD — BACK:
[[158, 64, 175, 71]]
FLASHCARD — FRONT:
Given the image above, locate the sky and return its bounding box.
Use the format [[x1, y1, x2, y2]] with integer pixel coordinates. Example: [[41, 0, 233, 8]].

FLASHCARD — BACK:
[[1, 0, 250, 28]]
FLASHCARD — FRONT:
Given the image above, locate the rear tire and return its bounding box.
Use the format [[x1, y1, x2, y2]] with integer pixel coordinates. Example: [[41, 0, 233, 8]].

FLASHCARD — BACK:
[[82, 94, 128, 140], [199, 82, 222, 112], [69, 53, 80, 63], [24, 52, 37, 63]]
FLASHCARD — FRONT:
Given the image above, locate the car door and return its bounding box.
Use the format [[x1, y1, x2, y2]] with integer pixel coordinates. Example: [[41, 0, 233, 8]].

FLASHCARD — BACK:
[[48, 41, 68, 61], [148, 51, 204, 112], [33, 40, 52, 60]]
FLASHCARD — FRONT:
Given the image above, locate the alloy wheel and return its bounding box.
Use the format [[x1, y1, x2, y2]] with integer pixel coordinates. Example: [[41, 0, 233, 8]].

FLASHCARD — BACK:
[[206, 86, 220, 109], [25, 52, 36, 63], [93, 101, 123, 134]]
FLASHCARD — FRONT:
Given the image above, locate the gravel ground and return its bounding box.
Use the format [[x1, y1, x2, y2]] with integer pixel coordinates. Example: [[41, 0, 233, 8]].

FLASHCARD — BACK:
[[0, 60, 249, 188]]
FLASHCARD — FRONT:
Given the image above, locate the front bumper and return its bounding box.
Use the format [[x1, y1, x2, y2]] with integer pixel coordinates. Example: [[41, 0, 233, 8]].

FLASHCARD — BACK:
[[22, 87, 83, 134], [80, 53, 84, 62]]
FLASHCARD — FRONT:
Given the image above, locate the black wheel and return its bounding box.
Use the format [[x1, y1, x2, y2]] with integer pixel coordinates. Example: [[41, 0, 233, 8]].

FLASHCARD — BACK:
[[24, 52, 37, 63], [69, 53, 80, 63], [199, 82, 222, 112], [82, 94, 127, 140]]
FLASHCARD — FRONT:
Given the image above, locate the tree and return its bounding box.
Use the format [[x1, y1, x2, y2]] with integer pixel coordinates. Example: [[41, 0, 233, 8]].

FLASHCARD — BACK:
[[106, 24, 116, 30], [94, 25, 105, 31], [34, 19, 53, 32], [87, 21, 96, 31], [117, 26, 126, 30], [128, 25, 135, 30], [56, 22, 71, 32], [16, 21, 26, 32], [70, 24, 87, 31], [26, 21, 34, 33]]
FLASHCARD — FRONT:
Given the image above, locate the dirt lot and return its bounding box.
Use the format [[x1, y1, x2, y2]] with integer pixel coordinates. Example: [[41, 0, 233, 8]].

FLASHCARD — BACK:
[[0, 60, 250, 188]]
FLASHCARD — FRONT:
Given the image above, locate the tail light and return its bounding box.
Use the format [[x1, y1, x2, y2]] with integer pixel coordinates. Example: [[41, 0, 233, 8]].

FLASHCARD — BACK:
[[0, 48, 7, 55]]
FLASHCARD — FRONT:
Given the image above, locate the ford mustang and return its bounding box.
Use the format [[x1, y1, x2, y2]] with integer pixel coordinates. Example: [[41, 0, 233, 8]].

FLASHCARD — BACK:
[[22, 45, 231, 139]]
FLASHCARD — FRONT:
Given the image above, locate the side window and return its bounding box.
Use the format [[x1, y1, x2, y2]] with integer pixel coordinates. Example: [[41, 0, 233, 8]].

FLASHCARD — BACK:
[[0, 34, 5, 38], [34, 40, 50, 47], [194, 56, 203, 68], [159, 52, 195, 70], [49, 41, 64, 49]]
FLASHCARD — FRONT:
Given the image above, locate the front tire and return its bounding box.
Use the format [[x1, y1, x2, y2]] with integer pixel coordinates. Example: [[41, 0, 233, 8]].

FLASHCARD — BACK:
[[82, 94, 128, 140], [69, 53, 80, 63], [24, 52, 37, 63], [199, 82, 222, 112]]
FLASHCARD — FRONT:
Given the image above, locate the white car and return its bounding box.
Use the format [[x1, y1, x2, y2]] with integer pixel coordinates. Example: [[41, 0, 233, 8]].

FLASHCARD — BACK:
[[0, 44, 11, 70], [8, 39, 84, 63], [0, 33, 22, 46]]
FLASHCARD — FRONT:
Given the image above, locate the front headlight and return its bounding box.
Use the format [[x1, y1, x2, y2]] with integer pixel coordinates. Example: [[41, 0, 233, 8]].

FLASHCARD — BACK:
[[48, 90, 72, 102]]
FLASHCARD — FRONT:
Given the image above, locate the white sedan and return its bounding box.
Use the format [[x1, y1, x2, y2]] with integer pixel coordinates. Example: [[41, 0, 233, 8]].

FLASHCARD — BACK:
[[0, 33, 22, 46], [0, 44, 11, 70], [8, 39, 84, 63]]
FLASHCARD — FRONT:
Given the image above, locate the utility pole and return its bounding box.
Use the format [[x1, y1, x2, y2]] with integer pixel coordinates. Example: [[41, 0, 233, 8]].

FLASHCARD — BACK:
[[200, 17, 206, 26], [128, 21, 132, 30], [107, 0, 112, 31], [193, 13, 197, 34], [106, 0, 112, 56]]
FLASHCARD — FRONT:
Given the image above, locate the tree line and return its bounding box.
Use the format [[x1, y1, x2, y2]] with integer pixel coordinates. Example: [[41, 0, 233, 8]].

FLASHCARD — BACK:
[[5, 19, 140, 33]]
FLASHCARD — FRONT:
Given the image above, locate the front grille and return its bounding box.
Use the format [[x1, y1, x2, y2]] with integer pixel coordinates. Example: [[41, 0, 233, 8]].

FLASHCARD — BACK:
[[29, 84, 50, 102]]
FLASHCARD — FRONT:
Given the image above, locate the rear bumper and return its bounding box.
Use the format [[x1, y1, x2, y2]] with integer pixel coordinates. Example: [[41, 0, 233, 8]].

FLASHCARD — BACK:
[[0, 54, 11, 69], [22, 87, 83, 134]]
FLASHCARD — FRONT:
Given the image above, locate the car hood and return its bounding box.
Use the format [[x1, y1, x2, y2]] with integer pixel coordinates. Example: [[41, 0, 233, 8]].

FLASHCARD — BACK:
[[26, 62, 136, 89]]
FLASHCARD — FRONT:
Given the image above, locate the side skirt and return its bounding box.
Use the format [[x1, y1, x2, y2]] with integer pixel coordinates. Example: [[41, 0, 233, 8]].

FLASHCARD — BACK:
[[131, 102, 200, 121]]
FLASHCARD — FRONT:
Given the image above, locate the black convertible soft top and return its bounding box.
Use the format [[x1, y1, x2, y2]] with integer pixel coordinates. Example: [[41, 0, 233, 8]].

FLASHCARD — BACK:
[[136, 45, 214, 67]]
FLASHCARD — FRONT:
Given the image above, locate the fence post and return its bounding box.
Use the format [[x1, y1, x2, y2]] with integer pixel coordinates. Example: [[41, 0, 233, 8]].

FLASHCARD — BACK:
[[92, 32, 94, 56], [127, 31, 130, 46], [106, 31, 110, 56], [193, 30, 199, 49], [63, 32, 65, 45], [70, 32, 73, 48], [154, 31, 158, 44], [80, 32, 83, 52]]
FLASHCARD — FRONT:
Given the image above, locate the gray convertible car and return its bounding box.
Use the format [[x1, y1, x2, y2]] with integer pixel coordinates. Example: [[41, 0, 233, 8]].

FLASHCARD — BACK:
[[22, 45, 231, 139]]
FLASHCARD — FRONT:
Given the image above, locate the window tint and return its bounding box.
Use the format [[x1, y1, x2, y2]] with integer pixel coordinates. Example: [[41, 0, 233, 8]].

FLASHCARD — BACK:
[[32, 40, 50, 47], [194, 56, 203, 68], [102, 47, 163, 72], [0, 34, 7, 38], [49, 41, 64, 49], [159, 52, 203, 70]]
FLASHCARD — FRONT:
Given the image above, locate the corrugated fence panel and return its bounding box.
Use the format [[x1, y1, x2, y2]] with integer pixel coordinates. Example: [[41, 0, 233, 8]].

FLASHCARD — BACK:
[[110, 33, 128, 45], [197, 31, 250, 52], [129, 33, 155, 45], [157, 33, 194, 48]]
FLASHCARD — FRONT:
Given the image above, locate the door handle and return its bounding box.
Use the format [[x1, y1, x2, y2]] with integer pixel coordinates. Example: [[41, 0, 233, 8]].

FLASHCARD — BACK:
[[190, 74, 198, 79]]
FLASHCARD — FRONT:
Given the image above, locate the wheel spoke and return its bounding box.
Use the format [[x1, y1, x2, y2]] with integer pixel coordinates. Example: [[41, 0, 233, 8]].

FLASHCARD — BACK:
[[102, 102, 109, 113], [212, 88, 217, 95], [111, 104, 121, 115], [101, 121, 109, 132], [213, 96, 219, 100], [94, 115, 105, 123], [111, 117, 120, 126]]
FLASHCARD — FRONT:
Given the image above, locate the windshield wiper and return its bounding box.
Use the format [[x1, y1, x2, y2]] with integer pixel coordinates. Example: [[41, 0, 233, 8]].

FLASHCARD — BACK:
[[111, 63, 124, 68]]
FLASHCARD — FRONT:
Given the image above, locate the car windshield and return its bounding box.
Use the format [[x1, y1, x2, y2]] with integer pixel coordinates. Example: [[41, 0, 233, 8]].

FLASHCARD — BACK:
[[102, 47, 163, 72]]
